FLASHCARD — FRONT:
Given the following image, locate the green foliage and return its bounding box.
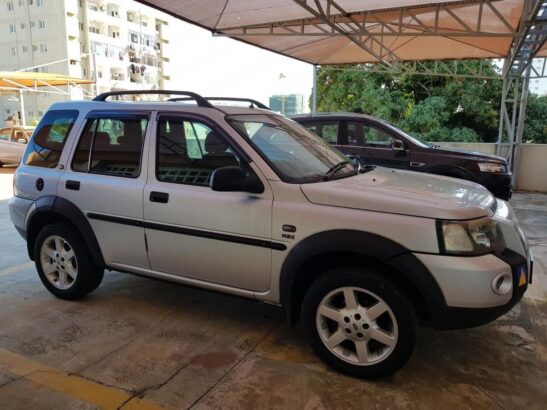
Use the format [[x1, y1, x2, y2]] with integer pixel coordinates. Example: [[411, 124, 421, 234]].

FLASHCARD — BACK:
[[523, 95, 547, 144], [314, 61, 544, 144]]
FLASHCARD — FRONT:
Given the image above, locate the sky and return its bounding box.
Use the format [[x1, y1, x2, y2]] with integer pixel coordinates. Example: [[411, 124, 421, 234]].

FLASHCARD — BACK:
[[166, 20, 314, 108]]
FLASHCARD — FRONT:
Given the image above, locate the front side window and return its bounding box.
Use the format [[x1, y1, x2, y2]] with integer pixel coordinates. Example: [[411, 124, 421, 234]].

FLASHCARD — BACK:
[[347, 122, 394, 148], [23, 110, 78, 168], [228, 114, 353, 184], [156, 117, 239, 187], [13, 129, 28, 143], [72, 114, 148, 178]]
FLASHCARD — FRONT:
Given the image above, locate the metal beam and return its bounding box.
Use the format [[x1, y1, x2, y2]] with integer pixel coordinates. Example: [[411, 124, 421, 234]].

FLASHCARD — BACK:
[[216, 0, 516, 40]]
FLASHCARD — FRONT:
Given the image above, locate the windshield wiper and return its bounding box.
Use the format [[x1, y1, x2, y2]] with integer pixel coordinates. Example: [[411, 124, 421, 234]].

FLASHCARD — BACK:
[[323, 161, 352, 181]]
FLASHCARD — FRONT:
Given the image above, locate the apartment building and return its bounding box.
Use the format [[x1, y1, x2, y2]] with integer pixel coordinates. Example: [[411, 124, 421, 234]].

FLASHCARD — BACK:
[[269, 94, 305, 116], [0, 0, 172, 126]]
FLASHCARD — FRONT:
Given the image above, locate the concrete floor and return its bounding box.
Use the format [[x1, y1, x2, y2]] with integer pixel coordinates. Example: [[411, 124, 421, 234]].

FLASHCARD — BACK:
[[0, 166, 546, 409]]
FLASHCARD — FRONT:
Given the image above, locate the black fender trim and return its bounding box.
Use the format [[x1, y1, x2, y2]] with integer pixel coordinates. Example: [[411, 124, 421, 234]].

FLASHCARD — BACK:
[[26, 196, 106, 268], [279, 230, 446, 324]]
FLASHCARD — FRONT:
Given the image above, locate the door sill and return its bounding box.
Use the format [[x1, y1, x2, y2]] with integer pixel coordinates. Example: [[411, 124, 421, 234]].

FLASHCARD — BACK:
[[107, 262, 261, 299]]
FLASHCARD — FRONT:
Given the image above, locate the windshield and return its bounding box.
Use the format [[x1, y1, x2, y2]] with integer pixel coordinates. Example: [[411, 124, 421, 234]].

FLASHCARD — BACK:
[[228, 114, 355, 183]]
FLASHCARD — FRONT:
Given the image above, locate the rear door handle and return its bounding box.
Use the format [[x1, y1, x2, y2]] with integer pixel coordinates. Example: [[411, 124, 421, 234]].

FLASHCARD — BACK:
[[150, 191, 169, 204], [66, 180, 80, 191]]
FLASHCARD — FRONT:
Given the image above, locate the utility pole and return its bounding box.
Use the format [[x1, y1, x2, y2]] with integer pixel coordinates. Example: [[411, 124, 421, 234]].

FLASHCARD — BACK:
[[312, 64, 317, 113]]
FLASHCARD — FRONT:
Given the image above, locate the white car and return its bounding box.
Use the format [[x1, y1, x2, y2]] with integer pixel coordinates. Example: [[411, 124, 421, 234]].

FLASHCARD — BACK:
[[9, 91, 532, 379], [0, 126, 34, 167]]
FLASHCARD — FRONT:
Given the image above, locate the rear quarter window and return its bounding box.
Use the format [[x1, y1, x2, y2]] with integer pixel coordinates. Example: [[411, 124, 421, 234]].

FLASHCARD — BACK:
[[23, 110, 79, 168]]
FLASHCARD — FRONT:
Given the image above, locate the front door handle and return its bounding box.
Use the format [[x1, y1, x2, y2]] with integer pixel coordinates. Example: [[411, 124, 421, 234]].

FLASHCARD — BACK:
[[66, 180, 80, 191], [150, 191, 169, 204]]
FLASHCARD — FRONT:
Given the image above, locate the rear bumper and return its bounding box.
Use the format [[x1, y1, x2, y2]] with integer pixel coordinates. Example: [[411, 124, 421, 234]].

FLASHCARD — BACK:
[[429, 249, 529, 330], [477, 172, 512, 200], [8, 195, 33, 239]]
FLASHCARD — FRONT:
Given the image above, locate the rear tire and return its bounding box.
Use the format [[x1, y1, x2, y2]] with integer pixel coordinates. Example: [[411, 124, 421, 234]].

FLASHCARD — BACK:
[[34, 223, 104, 299], [302, 267, 417, 379]]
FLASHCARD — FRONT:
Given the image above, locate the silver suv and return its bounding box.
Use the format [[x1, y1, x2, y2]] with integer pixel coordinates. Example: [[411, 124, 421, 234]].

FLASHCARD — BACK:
[[9, 91, 532, 379]]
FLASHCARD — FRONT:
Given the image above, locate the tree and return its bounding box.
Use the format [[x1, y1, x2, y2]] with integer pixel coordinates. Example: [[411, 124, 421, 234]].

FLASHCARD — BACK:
[[313, 61, 544, 144], [523, 95, 547, 144]]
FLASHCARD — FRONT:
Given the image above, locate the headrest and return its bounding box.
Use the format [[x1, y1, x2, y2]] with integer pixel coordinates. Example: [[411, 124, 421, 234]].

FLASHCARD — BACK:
[[94, 132, 111, 148], [204, 131, 227, 154], [122, 121, 143, 142]]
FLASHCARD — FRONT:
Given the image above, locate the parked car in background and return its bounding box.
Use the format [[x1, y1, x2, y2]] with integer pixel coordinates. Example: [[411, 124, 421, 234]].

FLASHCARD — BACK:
[[0, 126, 34, 167], [291, 113, 512, 200]]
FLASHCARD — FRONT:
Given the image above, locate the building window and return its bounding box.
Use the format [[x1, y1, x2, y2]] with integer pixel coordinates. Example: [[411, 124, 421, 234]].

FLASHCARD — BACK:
[[32, 45, 37, 52], [89, 26, 100, 34], [22, 46, 28, 53], [79, 22, 83, 31], [20, 22, 26, 29], [36, 0, 43, 6], [9, 24, 16, 33], [40, 43, 47, 53], [29, 0, 34, 4], [127, 12, 134, 22], [7, 2, 14, 11], [38, 20, 45, 28], [11, 47, 17, 56], [30, 21, 35, 28]]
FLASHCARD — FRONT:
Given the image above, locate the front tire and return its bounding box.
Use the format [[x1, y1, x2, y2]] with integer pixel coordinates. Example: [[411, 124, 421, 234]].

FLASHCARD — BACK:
[[302, 267, 417, 379], [34, 223, 104, 299]]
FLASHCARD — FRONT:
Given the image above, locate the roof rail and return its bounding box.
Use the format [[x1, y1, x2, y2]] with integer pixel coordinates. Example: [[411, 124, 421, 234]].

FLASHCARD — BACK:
[[93, 90, 214, 108], [168, 96, 270, 110]]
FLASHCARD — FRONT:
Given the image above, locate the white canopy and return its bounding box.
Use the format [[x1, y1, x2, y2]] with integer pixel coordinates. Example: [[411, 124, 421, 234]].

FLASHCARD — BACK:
[[137, 0, 545, 65]]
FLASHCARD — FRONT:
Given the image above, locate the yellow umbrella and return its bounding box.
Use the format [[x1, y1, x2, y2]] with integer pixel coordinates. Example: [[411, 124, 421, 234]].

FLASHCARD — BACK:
[[0, 71, 93, 126], [0, 71, 93, 88]]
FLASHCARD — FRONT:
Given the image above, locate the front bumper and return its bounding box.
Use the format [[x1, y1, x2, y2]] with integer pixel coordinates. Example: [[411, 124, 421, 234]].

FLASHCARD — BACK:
[[477, 172, 512, 200], [429, 249, 530, 329]]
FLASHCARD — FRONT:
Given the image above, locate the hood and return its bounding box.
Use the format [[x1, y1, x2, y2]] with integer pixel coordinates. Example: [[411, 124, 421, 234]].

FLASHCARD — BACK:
[[300, 167, 495, 220], [431, 146, 507, 163]]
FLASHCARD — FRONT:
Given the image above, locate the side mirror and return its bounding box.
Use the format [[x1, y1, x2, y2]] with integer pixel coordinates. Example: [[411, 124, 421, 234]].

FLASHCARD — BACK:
[[392, 139, 405, 151], [210, 166, 264, 194], [345, 154, 363, 170]]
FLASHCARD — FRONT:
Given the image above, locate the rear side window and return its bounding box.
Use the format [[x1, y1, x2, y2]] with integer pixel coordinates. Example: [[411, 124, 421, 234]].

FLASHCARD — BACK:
[[71, 114, 148, 178], [23, 110, 78, 168], [304, 121, 339, 144]]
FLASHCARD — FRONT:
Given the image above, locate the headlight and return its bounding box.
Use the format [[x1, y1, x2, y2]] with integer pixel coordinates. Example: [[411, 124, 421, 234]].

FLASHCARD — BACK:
[[478, 162, 506, 173], [438, 218, 505, 255]]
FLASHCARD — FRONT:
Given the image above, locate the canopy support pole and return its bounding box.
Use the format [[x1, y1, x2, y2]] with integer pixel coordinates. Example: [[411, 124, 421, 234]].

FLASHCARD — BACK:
[[511, 64, 532, 187], [312, 64, 317, 113], [19, 90, 26, 127]]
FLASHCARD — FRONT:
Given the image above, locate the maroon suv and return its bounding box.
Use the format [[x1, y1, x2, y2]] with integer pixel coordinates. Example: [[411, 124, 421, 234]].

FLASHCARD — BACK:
[[291, 112, 512, 200]]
